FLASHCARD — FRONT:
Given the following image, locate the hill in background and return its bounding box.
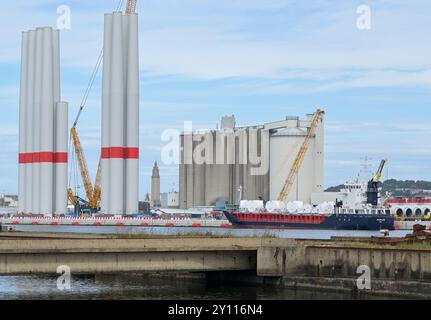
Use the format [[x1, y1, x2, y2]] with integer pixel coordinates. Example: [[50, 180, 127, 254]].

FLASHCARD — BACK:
[[325, 179, 431, 198]]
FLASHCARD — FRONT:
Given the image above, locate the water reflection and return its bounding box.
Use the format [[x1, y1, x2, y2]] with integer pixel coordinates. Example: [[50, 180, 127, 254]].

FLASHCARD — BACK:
[[0, 273, 377, 300]]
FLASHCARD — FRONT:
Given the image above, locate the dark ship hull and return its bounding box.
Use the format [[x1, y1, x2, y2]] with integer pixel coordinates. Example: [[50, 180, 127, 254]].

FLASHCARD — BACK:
[[223, 211, 394, 230]]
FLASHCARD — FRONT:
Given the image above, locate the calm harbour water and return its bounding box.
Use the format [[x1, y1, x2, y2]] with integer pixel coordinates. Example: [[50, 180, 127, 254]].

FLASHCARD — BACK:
[[0, 273, 386, 300]]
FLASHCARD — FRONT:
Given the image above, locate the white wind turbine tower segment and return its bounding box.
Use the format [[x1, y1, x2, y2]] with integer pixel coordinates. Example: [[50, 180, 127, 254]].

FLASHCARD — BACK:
[[55, 102, 69, 215], [24, 30, 36, 214], [32, 28, 43, 215], [101, 14, 113, 214], [39, 27, 55, 215], [125, 13, 140, 215], [18, 32, 29, 213], [108, 11, 125, 215], [102, 11, 140, 215], [18, 26, 68, 215]]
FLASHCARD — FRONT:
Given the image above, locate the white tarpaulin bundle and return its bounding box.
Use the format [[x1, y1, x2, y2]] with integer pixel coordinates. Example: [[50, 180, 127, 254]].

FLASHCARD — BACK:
[[312, 201, 335, 214], [265, 201, 286, 212], [285, 201, 304, 213], [240, 200, 264, 212], [264, 201, 335, 214], [242, 200, 335, 214]]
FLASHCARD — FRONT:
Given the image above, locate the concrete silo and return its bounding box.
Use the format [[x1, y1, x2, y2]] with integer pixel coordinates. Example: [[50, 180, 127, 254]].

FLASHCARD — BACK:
[[269, 115, 324, 203], [179, 112, 324, 209]]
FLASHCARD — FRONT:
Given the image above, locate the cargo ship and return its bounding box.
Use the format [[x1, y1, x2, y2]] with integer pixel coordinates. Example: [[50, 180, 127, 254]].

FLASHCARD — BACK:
[[223, 207, 393, 230], [223, 160, 394, 231]]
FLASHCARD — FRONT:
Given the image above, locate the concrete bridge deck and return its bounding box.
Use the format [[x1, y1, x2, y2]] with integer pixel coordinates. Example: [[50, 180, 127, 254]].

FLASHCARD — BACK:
[[0, 237, 293, 275]]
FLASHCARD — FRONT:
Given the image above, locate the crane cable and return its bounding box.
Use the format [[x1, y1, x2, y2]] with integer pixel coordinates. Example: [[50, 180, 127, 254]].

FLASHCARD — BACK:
[[72, 0, 124, 128], [68, 0, 125, 198]]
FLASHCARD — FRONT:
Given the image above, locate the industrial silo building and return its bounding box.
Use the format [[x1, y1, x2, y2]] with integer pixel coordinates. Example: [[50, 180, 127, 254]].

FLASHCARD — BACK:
[[179, 112, 324, 209]]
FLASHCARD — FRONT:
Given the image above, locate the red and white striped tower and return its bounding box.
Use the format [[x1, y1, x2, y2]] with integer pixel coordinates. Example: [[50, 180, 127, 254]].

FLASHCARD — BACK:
[[125, 12, 139, 214], [108, 12, 126, 215], [19, 27, 63, 216], [24, 30, 36, 214], [18, 31, 29, 213], [54, 102, 68, 215], [102, 11, 140, 215], [101, 13, 113, 214], [32, 28, 43, 215], [39, 27, 55, 215]]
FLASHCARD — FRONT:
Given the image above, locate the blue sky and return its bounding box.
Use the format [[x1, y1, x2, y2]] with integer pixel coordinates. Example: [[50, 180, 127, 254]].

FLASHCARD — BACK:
[[0, 0, 430, 198]]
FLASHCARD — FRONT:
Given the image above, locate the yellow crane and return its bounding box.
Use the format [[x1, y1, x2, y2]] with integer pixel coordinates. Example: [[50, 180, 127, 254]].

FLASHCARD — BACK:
[[277, 109, 325, 202], [373, 159, 387, 183], [68, 128, 101, 210], [126, 0, 137, 14], [366, 159, 387, 206], [67, 0, 137, 212]]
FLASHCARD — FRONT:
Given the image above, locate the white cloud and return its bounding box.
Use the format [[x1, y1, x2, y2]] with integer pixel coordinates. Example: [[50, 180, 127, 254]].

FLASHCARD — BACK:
[[2, 0, 430, 88]]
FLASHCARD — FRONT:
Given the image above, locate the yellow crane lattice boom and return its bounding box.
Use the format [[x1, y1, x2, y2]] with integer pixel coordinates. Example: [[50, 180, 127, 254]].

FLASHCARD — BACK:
[[277, 109, 325, 202], [126, 0, 137, 14], [70, 127, 95, 204], [92, 159, 102, 208]]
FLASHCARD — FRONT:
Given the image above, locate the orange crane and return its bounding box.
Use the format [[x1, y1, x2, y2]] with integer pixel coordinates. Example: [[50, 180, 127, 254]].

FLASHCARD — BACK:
[[67, 0, 137, 212], [277, 109, 325, 202]]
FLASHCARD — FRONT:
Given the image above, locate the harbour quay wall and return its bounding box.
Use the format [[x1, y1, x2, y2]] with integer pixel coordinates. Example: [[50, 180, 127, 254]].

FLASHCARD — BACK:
[[257, 242, 431, 297], [1, 236, 431, 297]]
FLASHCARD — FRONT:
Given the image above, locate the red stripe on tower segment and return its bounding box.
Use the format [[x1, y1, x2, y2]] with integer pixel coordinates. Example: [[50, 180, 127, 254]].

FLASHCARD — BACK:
[[33, 152, 40, 163], [54, 152, 68, 163], [101, 147, 110, 159], [109, 147, 125, 159], [39, 152, 54, 163], [19, 153, 32, 164], [18, 152, 68, 164], [101, 147, 139, 159], [124, 147, 139, 159]]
